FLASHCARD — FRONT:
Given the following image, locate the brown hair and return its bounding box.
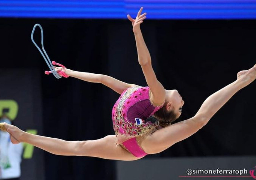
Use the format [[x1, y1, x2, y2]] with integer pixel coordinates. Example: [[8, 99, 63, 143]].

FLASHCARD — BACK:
[[153, 102, 178, 128]]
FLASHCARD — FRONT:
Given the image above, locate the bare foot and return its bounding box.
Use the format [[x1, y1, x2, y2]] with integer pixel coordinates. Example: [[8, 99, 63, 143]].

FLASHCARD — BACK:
[[237, 65, 256, 88], [0, 123, 24, 144]]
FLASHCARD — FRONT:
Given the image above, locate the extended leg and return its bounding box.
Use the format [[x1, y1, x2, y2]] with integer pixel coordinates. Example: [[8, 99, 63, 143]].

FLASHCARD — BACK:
[[1, 123, 139, 161]]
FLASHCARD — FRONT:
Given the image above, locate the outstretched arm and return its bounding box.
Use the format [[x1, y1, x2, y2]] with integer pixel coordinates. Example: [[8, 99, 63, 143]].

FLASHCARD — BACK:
[[0, 123, 138, 161], [143, 66, 256, 154], [58, 68, 134, 94], [127, 7, 165, 106]]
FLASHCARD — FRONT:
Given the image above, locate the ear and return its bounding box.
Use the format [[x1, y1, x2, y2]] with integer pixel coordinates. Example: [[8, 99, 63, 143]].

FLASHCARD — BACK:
[[166, 102, 174, 111]]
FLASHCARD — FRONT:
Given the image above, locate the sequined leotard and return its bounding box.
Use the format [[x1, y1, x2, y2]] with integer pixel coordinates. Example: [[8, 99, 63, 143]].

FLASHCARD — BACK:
[[112, 86, 162, 157]]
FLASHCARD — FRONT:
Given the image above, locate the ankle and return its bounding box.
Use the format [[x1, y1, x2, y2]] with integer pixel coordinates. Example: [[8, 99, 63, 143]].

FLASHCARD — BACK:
[[20, 131, 27, 142]]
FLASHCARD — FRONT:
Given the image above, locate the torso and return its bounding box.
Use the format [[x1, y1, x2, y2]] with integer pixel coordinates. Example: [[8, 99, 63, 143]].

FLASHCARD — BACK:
[[112, 86, 163, 155]]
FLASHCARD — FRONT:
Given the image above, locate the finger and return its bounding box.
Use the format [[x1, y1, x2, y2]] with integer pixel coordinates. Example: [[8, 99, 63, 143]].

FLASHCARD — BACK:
[[137, 7, 143, 17], [248, 66, 256, 73], [238, 70, 247, 74], [137, 21, 144, 24], [136, 18, 146, 24], [127, 14, 134, 22], [138, 16, 146, 21], [54, 66, 60, 71], [54, 67, 62, 72], [139, 13, 147, 18], [137, 16, 146, 21]]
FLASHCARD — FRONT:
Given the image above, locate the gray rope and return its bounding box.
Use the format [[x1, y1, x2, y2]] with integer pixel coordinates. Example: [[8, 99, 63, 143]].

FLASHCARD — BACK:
[[31, 24, 61, 79]]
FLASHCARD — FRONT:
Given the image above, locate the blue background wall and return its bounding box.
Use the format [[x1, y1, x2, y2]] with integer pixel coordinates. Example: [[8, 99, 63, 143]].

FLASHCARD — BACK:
[[1, 0, 256, 19]]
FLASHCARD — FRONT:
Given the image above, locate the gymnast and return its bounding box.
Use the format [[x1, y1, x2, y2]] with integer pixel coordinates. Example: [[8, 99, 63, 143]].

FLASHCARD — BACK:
[[1, 7, 256, 161]]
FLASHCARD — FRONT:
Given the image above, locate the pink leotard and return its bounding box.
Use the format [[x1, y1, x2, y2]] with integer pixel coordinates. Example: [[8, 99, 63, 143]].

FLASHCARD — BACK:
[[112, 86, 162, 158]]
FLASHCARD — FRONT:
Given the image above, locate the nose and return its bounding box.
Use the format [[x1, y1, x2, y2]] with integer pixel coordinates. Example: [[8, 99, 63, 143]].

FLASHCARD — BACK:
[[182, 100, 185, 106]]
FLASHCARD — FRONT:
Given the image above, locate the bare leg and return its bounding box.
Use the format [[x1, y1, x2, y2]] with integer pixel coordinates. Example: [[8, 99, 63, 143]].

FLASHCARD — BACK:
[[142, 65, 256, 153], [0, 123, 139, 161]]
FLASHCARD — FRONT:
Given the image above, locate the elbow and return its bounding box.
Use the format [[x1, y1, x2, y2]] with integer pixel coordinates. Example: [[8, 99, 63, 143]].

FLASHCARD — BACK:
[[73, 141, 90, 156], [139, 59, 151, 66], [73, 141, 85, 156]]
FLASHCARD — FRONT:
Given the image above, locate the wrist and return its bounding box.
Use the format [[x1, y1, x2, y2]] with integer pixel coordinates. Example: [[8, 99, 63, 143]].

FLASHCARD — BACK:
[[234, 79, 248, 90], [232, 80, 244, 90], [20, 131, 28, 143], [133, 28, 142, 35], [65, 69, 73, 76]]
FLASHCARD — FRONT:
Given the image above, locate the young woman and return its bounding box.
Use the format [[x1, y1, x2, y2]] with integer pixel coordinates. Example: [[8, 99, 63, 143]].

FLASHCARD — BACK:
[[1, 7, 256, 161]]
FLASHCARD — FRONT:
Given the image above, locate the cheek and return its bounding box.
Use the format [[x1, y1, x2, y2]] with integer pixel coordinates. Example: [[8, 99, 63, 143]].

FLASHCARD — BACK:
[[174, 97, 182, 108], [174, 96, 181, 104]]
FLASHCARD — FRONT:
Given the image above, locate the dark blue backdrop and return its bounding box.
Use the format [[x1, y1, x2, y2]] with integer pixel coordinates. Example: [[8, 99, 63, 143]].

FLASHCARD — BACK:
[[1, 0, 256, 19]]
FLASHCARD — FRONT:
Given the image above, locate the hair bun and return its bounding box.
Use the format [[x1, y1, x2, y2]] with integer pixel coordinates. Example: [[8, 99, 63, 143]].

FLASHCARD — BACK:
[[145, 116, 158, 124]]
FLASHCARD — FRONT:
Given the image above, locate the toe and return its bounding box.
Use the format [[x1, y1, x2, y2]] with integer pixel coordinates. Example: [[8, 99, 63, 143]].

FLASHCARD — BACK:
[[0, 123, 7, 131]]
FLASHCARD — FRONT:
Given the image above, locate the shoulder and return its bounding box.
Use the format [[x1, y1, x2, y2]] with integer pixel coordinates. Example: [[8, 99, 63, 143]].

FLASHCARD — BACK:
[[118, 84, 139, 95]]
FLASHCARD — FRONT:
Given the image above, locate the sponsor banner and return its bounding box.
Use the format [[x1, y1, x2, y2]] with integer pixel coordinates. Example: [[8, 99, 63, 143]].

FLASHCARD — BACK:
[[0, 69, 45, 180]]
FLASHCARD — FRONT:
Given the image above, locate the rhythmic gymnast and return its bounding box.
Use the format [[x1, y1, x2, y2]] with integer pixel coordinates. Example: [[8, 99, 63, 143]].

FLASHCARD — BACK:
[[1, 7, 256, 161]]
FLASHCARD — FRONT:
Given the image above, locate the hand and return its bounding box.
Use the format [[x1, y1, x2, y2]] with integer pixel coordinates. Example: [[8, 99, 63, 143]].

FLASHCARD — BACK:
[[127, 7, 147, 33], [54, 66, 71, 77], [0, 123, 24, 144], [237, 65, 256, 88], [51, 61, 70, 77], [54, 66, 67, 73]]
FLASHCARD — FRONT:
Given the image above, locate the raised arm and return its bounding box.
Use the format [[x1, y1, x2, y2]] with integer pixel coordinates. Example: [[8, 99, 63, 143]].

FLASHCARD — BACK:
[[143, 66, 256, 154], [57, 67, 134, 94], [127, 7, 165, 106]]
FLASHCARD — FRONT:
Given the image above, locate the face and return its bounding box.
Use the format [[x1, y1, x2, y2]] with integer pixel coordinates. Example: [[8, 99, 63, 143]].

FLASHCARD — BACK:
[[165, 89, 184, 118]]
